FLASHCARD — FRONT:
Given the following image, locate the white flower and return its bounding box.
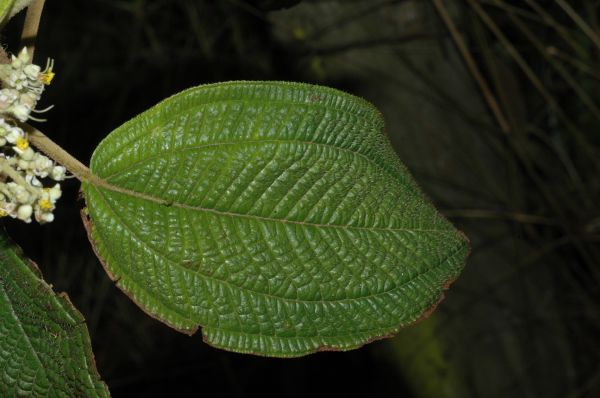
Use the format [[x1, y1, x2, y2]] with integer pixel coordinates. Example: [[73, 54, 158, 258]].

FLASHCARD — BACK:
[[16, 204, 32, 222], [0, 48, 61, 224], [0, 201, 16, 218], [50, 165, 66, 181], [32, 153, 53, 177], [47, 184, 61, 201], [24, 64, 41, 80], [35, 211, 54, 223], [0, 118, 12, 136], [0, 48, 49, 122], [7, 70, 26, 90], [9, 103, 31, 122], [19, 92, 38, 108], [11, 48, 30, 69], [14, 146, 34, 161], [5, 126, 24, 143], [25, 174, 42, 187], [7, 182, 31, 204], [0, 89, 18, 109]]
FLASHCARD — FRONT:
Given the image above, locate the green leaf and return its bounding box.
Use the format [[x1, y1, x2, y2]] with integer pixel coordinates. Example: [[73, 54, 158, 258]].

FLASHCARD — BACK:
[[0, 0, 15, 24], [81, 81, 469, 357], [0, 230, 109, 397], [0, 0, 32, 24]]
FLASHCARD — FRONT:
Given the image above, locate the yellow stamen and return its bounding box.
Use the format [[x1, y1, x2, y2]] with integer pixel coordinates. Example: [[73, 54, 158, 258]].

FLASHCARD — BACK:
[[16, 137, 29, 150], [39, 71, 55, 85], [38, 198, 53, 211], [0, 209, 6, 217]]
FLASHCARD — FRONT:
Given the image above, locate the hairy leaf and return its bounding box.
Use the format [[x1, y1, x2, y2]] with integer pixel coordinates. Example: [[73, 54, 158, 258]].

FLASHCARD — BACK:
[[0, 231, 109, 397], [82, 81, 469, 357]]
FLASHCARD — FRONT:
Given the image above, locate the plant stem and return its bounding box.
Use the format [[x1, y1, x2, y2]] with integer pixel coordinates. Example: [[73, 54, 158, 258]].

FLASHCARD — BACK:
[[21, 0, 46, 59], [466, 0, 598, 165], [24, 126, 172, 208], [24, 125, 93, 182], [0, 158, 39, 195], [555, 0, 600, 50], [24, 126, 171, 208], [432, 0, 510, 134]]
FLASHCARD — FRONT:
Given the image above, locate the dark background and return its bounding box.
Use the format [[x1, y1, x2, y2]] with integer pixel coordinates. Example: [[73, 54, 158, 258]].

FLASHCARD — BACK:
[[3, 1, 600, 397]]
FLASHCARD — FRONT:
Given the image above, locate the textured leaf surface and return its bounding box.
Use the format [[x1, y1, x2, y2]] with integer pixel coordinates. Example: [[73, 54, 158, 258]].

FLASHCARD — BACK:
[[0, 231, 109, 397], [82, 81, 469, 357]]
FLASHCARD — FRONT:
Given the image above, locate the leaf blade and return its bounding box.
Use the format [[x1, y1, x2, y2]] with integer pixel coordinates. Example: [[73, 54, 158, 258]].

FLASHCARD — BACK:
[[82, 81, 469, 357], [0, 230, 109, 397], [0, 0, 13, 24]]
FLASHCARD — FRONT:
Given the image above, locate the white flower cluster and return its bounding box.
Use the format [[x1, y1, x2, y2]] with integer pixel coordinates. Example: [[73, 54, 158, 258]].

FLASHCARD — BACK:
[[0, 47, 64, 224], [0, 47, 54, 122]]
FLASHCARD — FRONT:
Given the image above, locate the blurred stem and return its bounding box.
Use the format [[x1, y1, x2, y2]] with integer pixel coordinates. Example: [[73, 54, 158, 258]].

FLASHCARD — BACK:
[[466, 0, 598, 167], [24, 125, 93, 182], [390, 315, 467, 398], [522, 0, 587, 57], [498, 1, 600, 123], [0, 158, 39, 195], [443, 208, 559, 226], [20, 0, 46, 59], [546, 46, 600, 81], [481, 0, 542, 22], [556, 0, 600, 50], [566, 363, 600, 398], [432, 0, 510, 134]]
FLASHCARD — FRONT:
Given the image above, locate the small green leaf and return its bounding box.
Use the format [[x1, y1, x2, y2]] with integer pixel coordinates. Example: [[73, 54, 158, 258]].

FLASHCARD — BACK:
[[82, 81, 469, 357], [0, 230, 109, 397], [0, 0, 15, 24], [0, 0, 32, 24]]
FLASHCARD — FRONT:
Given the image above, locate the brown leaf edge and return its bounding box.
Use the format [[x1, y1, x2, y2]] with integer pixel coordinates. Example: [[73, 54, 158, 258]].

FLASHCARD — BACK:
[[80, 207, 199, 337], [81, 203, 469, 358], [5, 230, 110, 396], [203, 263, 466, 357]]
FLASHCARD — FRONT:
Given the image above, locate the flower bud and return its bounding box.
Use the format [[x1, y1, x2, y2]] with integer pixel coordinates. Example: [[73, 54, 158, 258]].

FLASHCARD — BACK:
[[38, 212, 54, 223], [24, 64, 41, 80], [10, 104, 30, 122], [17, 204, 32, 222], [50, 165, 66, 181]]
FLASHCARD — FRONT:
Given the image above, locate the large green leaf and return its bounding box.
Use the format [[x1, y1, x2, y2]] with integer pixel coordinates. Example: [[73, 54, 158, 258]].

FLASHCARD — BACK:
[[0, 230, 109, 397], [81, 81, 469, 357]]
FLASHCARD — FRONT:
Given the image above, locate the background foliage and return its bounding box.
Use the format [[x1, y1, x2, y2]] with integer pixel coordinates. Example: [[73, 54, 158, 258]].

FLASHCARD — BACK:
[[2, 0, 598, 396]]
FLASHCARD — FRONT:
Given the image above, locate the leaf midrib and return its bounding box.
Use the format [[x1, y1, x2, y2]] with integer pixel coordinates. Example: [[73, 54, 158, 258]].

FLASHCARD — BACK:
[[90, 135, 438, 233], [87, 177, 449, 234], [91, 181, 465, 308]]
